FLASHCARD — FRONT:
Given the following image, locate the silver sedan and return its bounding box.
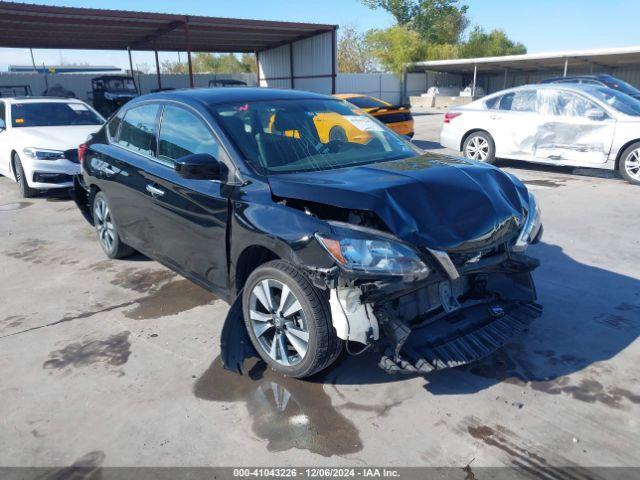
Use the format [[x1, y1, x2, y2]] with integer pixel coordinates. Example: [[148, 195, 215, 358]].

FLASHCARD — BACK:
[[440, 83, 640, 185]]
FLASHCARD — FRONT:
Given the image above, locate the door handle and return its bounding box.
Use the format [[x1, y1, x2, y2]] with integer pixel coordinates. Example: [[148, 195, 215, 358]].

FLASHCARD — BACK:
[[145, 184, 165, 197], [489, 114, 502, 120]]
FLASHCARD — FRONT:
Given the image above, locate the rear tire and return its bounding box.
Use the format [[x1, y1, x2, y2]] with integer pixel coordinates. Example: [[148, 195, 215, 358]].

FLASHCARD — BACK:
[[92, 191, 135, 259], [242, 260, 342, 378], [619, 142, 640, 185], [13, 154, 37, 198], [463, 131, 496, 164]]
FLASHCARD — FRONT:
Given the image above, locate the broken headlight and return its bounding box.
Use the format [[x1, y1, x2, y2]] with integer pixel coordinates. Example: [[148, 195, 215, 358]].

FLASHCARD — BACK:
[[315, 222, 430, 276], [513, 192, 542, 252]]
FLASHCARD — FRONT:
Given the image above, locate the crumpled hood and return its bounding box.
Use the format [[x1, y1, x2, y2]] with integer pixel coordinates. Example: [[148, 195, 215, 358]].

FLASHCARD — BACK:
[[12, 126, 100, 151], [268, 154, 531, 250]]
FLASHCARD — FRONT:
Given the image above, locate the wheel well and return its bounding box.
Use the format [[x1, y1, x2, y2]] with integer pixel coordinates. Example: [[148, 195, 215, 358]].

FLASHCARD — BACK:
[[9, 150, 18, 176], [614, 139, 640, 170], [460, 129, 491, 151], [234, 246, 280, 293]]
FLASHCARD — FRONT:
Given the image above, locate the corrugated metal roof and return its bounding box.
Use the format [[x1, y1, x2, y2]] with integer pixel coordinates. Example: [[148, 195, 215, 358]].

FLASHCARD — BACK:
[[0, 1, 337, 53], [410, 46, 640, 73]]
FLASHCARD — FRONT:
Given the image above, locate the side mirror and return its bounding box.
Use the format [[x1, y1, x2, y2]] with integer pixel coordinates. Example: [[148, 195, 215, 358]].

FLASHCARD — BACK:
[[174, 153, 221, 180], [585, 108, 606, 121]]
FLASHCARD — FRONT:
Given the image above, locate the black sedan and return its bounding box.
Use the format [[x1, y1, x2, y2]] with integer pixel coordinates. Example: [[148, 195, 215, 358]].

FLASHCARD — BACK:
[[73, 88, 543, 378]]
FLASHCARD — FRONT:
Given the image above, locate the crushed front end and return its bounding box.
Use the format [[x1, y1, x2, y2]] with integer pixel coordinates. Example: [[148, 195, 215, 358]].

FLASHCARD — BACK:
[[309, 197, 544, 375]]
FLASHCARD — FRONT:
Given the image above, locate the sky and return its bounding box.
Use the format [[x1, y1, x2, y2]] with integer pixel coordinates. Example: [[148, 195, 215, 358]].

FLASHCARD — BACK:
[[1, 0, 640, 71]]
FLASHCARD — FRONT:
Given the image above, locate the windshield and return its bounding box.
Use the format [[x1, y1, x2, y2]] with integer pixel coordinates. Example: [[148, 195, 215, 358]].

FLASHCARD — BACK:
[[590, 87, 640, 116], [106, 78, 136, 92], [212, 99, 418, 175], [11, 102, 103, 127], [345, 96, 390, 109], [599, 75, 640, 97]]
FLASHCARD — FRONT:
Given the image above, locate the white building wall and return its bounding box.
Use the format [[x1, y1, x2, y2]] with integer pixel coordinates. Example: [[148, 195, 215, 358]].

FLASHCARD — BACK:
[[258, 30, 336, 94]]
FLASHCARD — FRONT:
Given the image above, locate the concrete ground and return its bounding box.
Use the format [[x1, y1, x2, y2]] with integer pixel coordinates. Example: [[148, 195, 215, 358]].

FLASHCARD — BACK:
[[1, 114, 639, 471]]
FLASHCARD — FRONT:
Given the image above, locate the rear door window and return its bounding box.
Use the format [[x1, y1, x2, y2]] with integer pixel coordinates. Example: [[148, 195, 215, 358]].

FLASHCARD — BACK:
[[158, 105, 220, 164], [0, 101, 5, 128], [498, 90, 537, 112], [117, 104, 159, 156]]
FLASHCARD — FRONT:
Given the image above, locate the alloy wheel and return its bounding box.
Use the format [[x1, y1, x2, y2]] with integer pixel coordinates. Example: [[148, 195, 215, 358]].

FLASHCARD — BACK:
[[466, 135, 490, 161], [94, 197, 116, 253], [249, 279, 309, 367], [625, 148, 640, 181]]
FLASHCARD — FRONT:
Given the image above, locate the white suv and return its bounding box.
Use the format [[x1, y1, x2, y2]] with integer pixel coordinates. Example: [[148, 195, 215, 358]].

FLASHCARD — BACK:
[[0, 97, 104, 197]]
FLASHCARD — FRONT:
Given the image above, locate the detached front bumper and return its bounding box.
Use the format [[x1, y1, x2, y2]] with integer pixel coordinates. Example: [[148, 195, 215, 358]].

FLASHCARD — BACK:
[[378, 300, 541, 374], [325, 249, 542, 375]]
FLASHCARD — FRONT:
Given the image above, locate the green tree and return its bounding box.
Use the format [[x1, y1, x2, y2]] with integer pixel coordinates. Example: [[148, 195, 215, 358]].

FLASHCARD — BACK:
[[361, 0, 416, 25], [362, 0, 469, 44], [338, 25, 375, 73], [161, 53, 256, 74], [365, 26, 427, 76], [461, 27, 526, 58]]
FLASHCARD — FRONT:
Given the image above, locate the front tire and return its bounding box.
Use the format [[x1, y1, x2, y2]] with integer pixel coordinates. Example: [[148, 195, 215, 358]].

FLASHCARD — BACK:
[[13, 154, 37, 198], [242, 260, 342, 378], [619, 142, 640, 185], [92, 191, 134, 259], [463, 131, 496, 164]]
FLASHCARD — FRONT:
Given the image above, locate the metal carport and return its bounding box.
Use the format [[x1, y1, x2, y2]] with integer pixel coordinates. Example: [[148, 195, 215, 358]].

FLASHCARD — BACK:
[[0, 1, 337, 93], [409, 46, 640, 95]]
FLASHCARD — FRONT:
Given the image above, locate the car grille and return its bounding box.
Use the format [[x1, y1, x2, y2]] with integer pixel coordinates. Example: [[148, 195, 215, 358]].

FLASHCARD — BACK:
[[374, 111, 412, 124]]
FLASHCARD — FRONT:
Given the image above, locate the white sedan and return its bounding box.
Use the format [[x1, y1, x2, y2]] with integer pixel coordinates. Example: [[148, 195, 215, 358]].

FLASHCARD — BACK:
[[0, 97, 104, 197], [440, 83, 640, 185]]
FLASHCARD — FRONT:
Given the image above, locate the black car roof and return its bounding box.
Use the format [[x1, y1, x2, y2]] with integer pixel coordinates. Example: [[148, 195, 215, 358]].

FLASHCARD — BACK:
[[130, 87, 333, 108]]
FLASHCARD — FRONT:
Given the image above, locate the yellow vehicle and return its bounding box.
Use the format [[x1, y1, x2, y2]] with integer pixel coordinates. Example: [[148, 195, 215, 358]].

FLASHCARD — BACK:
[[333, 94, 415, 138], [268, 94, 413, 146]]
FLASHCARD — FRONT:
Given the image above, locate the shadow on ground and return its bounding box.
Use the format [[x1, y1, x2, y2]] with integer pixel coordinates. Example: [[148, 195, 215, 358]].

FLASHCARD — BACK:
[[424, 242, 640, 405]]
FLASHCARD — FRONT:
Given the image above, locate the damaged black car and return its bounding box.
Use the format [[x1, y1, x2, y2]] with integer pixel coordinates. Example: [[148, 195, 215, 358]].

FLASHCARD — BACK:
[[73, 88, 543, 378]]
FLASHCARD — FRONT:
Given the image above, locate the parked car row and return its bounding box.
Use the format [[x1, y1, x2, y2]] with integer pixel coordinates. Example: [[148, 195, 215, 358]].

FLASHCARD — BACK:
[[3, 78, 638, 378], [441, 82, 640, 185]]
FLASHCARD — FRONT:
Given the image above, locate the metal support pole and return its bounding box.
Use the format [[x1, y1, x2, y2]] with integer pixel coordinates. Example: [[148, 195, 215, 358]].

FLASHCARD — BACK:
[[127, 47, 138, 93], [503, 68, 508, 89], [402, 68, 408, 104], [289, 42, 295, 89], [187, 51, 193, 88], [563, 58, 568, 77], [331, 27, 337, 94], [29, 48, 37, 72], [255, 51, 260, 87], [184, 18, 194, 88], [472, 64, 477, 97], [154, 50, 162, 90]]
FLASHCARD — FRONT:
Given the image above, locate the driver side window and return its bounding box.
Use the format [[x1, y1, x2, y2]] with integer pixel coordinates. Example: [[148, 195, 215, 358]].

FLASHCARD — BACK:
[[0, 101, 6, 129], [158, 105, 220, 164]]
